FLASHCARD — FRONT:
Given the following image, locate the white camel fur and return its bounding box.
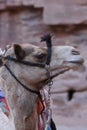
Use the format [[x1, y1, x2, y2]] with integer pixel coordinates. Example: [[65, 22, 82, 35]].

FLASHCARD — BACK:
[[0, 43, 84, 130]]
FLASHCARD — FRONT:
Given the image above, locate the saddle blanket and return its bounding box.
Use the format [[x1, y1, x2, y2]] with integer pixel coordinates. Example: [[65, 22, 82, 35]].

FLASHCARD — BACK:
[[0, 90, 10, 116]]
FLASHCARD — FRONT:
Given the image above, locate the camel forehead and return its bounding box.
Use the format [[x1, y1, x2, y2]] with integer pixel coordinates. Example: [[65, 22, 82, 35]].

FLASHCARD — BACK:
[[6, 43, 47, 55], [23, 45, 76, 60], [6, 44, 75, 57], [21, 44, 74, 53], [20, 45, 76, 59], [22, 44, 47, 55], [22, 44, 74, 49]]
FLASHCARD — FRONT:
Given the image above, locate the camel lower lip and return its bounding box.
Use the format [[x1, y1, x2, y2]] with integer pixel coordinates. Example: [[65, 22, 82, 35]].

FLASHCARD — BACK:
[[69, 60, 84, 64]]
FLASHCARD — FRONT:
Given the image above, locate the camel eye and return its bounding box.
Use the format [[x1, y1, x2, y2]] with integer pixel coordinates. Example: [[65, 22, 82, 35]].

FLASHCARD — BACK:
[[35, 53, 46, 59]]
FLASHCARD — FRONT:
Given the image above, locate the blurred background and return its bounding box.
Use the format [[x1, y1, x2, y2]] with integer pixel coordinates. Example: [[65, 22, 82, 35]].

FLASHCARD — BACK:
[[0, 0, 87, 129]]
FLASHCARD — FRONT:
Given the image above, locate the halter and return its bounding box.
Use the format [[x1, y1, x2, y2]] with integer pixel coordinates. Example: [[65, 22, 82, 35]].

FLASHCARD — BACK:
[[0, 34, 53, 98]]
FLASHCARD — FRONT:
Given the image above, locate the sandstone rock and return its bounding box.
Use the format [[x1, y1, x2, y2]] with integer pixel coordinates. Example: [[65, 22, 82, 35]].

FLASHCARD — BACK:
[[22, 0, 34, 6], [6, 0, 22, 6], [0, 0, 6, 10], [34, 0, 44, 8], [44, 0, 87, 5], [43, 4, 87, 24]]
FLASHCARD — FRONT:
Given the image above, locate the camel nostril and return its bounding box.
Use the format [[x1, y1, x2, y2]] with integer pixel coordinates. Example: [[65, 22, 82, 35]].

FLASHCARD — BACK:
[[71, 50, 80, 55], [67, 89, 75, 101]]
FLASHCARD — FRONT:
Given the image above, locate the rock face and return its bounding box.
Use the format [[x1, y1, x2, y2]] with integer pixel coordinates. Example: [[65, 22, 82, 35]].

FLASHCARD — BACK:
[[1, 0, 87, 24], [0, 1, 87, 130]]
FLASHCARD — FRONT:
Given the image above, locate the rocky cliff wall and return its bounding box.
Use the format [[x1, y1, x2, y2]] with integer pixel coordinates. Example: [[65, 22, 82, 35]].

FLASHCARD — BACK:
[[0, 1, 87, 130]]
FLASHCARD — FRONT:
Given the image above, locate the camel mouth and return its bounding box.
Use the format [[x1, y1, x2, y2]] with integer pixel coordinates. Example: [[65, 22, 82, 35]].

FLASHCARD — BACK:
[[69, 60, 84, 65], [67, 58, 84, 65], [40, 58, 84, 86], [62, 59, 84, 71]]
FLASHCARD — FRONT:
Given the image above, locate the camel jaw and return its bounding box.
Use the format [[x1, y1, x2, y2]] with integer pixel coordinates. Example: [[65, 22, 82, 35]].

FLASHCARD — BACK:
[[64, 55, 84, 65], [40, 59, 84, 86]]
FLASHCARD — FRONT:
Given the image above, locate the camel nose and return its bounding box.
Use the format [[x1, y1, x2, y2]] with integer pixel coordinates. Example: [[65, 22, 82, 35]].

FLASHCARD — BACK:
[[71, 49, 84, 64], [71, 50, 80, 55]]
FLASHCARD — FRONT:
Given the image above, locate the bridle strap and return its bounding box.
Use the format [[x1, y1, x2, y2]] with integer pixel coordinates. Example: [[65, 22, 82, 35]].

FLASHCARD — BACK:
[[41, 34, 52, 65], [4, 64, 41, 96], [46, 47, 52, 66], [4, 63, 45, 113], [4, 56, 45, 68]]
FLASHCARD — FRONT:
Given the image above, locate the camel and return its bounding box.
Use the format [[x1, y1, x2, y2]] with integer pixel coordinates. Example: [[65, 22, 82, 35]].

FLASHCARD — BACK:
[[0, 40, 84, 130]]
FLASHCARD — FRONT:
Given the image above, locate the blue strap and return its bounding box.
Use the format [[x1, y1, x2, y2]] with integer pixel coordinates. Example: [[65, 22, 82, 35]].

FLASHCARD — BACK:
[[45, 124, 52, 130], [47, 125, 51, 130]]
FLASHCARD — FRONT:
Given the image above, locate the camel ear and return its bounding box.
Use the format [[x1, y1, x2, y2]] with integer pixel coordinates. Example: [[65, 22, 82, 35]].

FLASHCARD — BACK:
[[14, 44, 25, 60]]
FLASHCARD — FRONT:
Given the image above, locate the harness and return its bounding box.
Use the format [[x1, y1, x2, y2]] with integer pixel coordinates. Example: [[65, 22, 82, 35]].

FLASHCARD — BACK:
[[0, 34, 56, 130]]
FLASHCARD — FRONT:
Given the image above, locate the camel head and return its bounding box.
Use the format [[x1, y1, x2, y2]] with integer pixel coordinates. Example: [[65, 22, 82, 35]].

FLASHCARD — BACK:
[[1, 43, 84, 90], [0, 43, 84, 130]]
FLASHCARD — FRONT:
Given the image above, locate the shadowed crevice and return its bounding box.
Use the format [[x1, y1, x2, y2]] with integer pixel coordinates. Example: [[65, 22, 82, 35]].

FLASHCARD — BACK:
[[67, 89, 75, 101]]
